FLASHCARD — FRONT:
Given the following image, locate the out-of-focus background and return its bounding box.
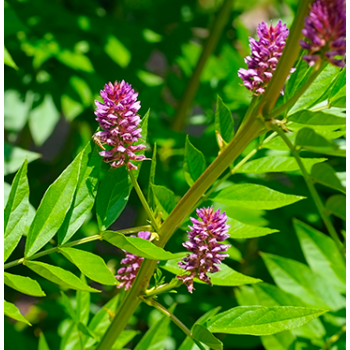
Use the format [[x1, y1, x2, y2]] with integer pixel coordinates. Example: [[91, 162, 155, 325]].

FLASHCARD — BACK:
[[6, 1, 345, 349]]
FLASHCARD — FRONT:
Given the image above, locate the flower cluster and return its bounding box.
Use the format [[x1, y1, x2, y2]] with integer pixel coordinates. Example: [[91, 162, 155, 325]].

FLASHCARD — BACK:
[[300, 0, 346, 68], [238, 20, 290, 95], [177, 207, 230, 293], [93, 80, 146, 171], [115, 231, 151, 290]]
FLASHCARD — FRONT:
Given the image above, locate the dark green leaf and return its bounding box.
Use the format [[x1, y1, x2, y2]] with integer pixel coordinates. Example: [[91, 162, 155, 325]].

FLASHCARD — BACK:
[[326, 195, 346, 220], [4, 272, 45, 297], [4, 160, 29, 262], [59, 247, 117, 285], [151, 184, 176, 220], [288, 110, 346, 126], [184, 135, 206, 186], [207, 306, 327, 336], [103, 231, 183, 260], [25, 152, 82, 257], [192, 324, 222, 350], [215, 95, 234, 143], [227, 217, 278, 239], [60, 292, 76, 320], [25, 261, 100, 293], [210, 184, 304, 210], [329, 68, 346, 108], [311, 163, 346, 194], [4, 300, 31, 325], [147, 143, 157, 204]]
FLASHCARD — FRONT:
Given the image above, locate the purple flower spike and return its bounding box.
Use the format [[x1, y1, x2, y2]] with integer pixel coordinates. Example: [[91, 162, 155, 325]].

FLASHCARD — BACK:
[[93, 80, 147, 170], [238, 20, 291, 95], [177, 207, 231, 293], [115, 231, 151, 290], [300, 0, 346, 68]]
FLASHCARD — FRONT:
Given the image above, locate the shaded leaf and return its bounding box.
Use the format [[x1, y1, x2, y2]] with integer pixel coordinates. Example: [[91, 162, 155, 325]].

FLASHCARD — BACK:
[[326, 195, 346, 220], [311, 163, 346, 194], [184, 136, 206, 187], [261, 331, 295, 350], [215, 95, 234, 143], [4, 300, 31, 325], [192, 324, 223, 350], [151, 184, 176, 220], [4, 272, 45, 297], [288, 110, 346, 126], [76, 275, 91, 325]]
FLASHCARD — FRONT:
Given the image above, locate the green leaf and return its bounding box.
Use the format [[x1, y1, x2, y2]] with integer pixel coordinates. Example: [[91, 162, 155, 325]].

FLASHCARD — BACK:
[[294, 219, 345, 292], [59, 321, 80, 350], [147, 143, 157, 205], [236, 156, 326, 175], [207, 306, 327, 336], [210, 184, 304, 210], [59, 247, 117, 285], [57, 50, 94, 72], [25, 261, 100, 293], [261, 253, 345, 311], [295, 128, 345, 157], [227, 217, 278, 239], [76, 277, 90, 325], [60, 292, 76, 320], [4, 300, 31, 325], [4, 142, 40, 176], [160, 258, 261, 286], [4, 46, 18, 70], [29, 94, 60, 146], [78, 322, 97, 340], [4, 272, 45, 297], [136, 70, 164, 86], [38, 333, 51, 350], [134, 304, 175, 350], [288, 110, 346, 126], [326, 195, 346, 221], [113, 330, 140, 349], [261, 331, 295, 350], [311, 163, 346, 194], [329, 68, 346, 108], [4, 160, 29, 262], [105, 35, 131, 68], [96, 166, 131, 231], [215, 95, 234, 143], [25, 152, 82, 257], [103, 231, 183, 261], [184, 135, 206, 186], [151, 184, 176, 220], [193, 324, 223, 350], [57, 142, 101, 244]]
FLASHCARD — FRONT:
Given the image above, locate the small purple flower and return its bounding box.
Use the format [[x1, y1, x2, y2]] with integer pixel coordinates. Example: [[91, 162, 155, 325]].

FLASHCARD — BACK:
[[177, 207, 230, 293], [93, 80, 146, 171], [238, 20, 291, 95], [300, 0, 346, 68], [116, 231, 151, 290]]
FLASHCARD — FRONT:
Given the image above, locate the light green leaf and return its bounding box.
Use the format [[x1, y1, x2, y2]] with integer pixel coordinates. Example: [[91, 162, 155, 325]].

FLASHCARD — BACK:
[[261, 253, 345, 311], [60, 292, 76, 320], [70, 76, 92, 107], [4, 160, 29, 262], [61, 94, 84, 121], [103, 231, 183, 261], [4, 142, 40, 176], [137, 70, 164, 86], [326, 195, 346, 220], [227, 217, 278, 239], [58, 142, 101, 244], [25, 261, 100, 293], [329, 68, 346, 108], [294, 219, 345, 292], [96, 166, 131, 231], [134, 304, 175, 350], [29, 94, 60, 146], [215, 95, 234, 143], [225, 243, 242, 262], [78, 322, 97, 340], [207, 306, 327, 336], [59, 247, 117, 285], [261, 331, 295, 350], [25, 152, 82, 257], [4, 300, 31, 325], [311, 163, 346, 194], [160, 258, 261, 286], [288, 110, 346, 126], [236, 156, 326, 174], [59, 321, 80, 350], [113, 330, 140, 349], [38, 333, 51, 350], [184, 135, 206, 186], [147, 143, 157, 205], [57, 50, 94, 72], [210, 184, 304, 210], [105, 35, 131, 68], [4, 272, 45, 297], [192, 324, 222, 350], [76, 277, 90, 325], [4, 46, 18, 70], [151, 184, 176, 220]]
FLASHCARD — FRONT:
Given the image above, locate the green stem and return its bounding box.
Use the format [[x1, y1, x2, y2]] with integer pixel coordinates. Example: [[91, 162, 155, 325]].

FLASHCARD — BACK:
[[144, 279, 183, 298], [271, 122, 345, 259], [172, 0, 234, 131], [130, 170, 159, 232], [143, 298, 206, 350], [4, 226, 151, 270], [321, 324, 346, 350]]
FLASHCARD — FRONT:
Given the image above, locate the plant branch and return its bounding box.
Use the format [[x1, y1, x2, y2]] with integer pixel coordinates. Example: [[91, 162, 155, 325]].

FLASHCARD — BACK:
[[321, 324, 346, 350], [143, 279, 183, 298], [142, 298, 206, 350], [172, 0, 234, 131], [270, 122, 345, 260], [130, 170, 160, 232]]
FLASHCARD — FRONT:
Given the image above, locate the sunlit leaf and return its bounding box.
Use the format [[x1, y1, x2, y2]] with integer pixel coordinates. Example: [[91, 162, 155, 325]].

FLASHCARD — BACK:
[[4, 272, 45, 297], [105, 35, 131, 68], [4, 301, 31, 326], [227, 217, 278, 239], [184, 135, 206, 186], [215, 95, 234, 143], [151, 184, 176, 220], [38, 333, 51, 350], [4, 46, 18, 70]]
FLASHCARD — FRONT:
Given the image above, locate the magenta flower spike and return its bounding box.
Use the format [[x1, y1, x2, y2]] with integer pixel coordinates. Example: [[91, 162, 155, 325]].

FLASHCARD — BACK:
[[115, 231, 151, 290], [238, 20, 291, 95], [300, 0, 346, 68], [93, 80, 146, 171], [177, 207, 231, 293]]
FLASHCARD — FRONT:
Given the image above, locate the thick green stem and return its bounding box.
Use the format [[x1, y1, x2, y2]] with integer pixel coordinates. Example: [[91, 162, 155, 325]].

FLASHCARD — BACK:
[[130, 171, 159, 232], [143, 298, 206, 350], [172, 0, 234, 131], [271, 122, 345, 259]]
